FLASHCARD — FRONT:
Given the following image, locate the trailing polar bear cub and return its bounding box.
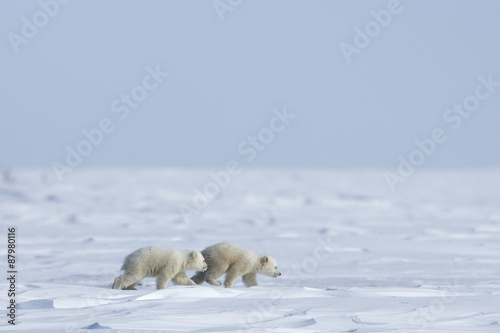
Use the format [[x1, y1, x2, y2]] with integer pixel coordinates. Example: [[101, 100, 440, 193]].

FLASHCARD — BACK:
[[191, 243, 281, 288], [112, 246, 207, 290]]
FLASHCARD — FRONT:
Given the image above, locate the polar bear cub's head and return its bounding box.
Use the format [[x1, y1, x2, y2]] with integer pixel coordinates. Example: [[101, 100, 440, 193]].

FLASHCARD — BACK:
[[260, 256, 281, 278], [189, 251, 208, 272]]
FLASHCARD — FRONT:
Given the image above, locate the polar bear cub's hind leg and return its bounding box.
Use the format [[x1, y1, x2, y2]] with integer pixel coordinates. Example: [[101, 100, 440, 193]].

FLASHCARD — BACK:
[[112, 273, 143, 290], [204, 265, 226, 286], [191, 271, 206, 284], [172, 272, 197, 285]]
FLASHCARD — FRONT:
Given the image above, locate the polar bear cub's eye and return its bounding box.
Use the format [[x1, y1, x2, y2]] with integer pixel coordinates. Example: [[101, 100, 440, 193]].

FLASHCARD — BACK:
[[275, 266, 277, 269]]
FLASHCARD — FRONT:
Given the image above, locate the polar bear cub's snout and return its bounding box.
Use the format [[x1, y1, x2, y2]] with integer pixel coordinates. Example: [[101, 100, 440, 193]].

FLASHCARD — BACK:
[[261, 255, 281, 278], [201, 258, 208, 272], [191, 250, 208, 272]]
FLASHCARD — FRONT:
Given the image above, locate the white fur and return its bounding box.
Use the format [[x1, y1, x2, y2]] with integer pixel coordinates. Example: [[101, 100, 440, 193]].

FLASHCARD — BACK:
[[112, 247, 207, 290], [191, 243, 281, 288]]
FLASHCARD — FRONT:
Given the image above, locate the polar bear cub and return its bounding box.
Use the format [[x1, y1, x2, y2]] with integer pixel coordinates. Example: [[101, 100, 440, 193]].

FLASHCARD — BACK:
[[191, 243, 281, 288], [112, 246, 207, 290]]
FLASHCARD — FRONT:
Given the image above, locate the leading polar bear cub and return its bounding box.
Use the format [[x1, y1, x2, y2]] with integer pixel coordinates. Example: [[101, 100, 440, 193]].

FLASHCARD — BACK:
[[191, 243, 281, 288], [112, 247, 207, 290]]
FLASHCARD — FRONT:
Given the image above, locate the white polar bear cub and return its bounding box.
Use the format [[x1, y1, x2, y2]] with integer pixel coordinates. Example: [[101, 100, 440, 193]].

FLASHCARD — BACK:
[[112, 246, 207, 290], [191, 243, 281, 288]]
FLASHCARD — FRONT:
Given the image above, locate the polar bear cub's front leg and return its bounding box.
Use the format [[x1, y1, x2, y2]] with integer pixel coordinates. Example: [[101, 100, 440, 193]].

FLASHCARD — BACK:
[[224, 263, 246, 288], [155, 269, 173, 290], [242, 272, 257, 287]]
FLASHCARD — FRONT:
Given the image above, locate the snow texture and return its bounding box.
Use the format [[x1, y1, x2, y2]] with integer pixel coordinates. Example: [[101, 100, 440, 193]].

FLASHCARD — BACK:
[[1, 168, 500, 332]]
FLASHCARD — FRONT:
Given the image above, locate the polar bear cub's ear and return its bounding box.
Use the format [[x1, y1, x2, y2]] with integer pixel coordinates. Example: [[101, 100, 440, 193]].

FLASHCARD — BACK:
[[261, 256, 269, 263], [191, 251, 198, 259]]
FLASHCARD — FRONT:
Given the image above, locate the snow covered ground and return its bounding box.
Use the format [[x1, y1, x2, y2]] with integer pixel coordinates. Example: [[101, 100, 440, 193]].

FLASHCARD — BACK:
[[1, 168, 500, 332]]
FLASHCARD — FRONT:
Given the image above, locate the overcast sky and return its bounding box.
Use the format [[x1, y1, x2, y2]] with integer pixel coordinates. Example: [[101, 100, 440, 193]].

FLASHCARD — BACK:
[[1, 0, 500, 169]]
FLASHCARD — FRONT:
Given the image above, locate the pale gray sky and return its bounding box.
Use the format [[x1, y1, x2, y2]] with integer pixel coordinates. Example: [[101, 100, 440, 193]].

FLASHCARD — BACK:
[[1, 0, 500, 169]]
